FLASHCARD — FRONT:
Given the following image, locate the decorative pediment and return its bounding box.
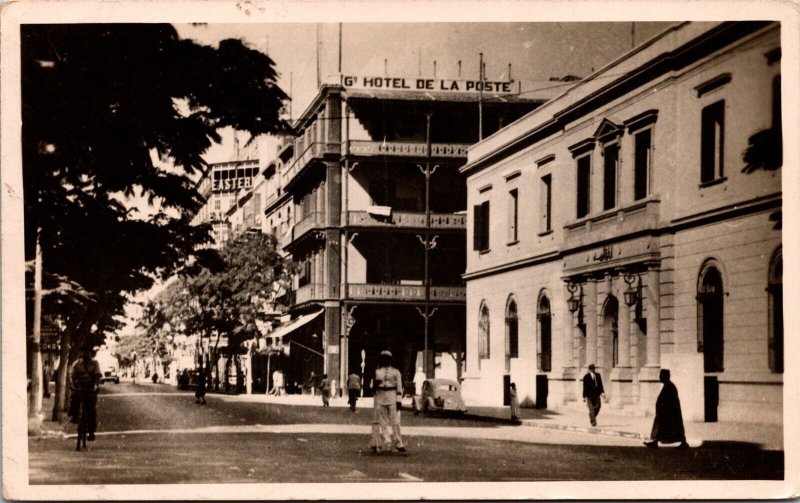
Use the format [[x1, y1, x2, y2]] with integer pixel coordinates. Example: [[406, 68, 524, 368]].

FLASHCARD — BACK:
[[593, 118, 624, 142]]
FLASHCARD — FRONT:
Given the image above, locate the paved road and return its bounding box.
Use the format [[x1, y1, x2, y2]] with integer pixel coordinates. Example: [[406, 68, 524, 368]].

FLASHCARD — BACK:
[[29, 383, 783, 484]]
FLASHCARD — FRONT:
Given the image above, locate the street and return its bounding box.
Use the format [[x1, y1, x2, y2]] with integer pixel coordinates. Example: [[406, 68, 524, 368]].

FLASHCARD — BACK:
[[28, 383, 783, 484]]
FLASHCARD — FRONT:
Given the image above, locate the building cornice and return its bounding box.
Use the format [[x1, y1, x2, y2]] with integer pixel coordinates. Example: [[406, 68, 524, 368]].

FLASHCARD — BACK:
[[460, 21, 774, 178]]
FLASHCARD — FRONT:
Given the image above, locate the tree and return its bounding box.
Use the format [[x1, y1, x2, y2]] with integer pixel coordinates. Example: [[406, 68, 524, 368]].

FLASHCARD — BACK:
[[21, 23, 290, 418]]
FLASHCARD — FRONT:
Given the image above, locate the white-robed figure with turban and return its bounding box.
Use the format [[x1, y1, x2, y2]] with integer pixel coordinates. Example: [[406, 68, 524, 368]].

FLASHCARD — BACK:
[[370, 350, 406, 453]]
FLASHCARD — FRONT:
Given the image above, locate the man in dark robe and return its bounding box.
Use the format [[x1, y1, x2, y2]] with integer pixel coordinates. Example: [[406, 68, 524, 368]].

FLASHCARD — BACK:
[[645, 369, 689, 448]]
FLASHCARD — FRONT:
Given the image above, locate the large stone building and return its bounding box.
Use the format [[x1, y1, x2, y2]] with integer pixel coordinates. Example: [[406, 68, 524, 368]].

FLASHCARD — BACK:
[[459, 21, 782, 423]]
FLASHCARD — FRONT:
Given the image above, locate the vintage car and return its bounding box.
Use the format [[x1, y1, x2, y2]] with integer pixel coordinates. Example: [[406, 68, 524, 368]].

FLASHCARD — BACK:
[[99, 368, 120, 384], [412, 378, 467, 416]]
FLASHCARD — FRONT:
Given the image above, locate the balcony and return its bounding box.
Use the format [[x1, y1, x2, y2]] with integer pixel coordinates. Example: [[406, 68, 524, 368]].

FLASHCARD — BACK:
[[291, 212, 326, 243], [563, 197, 661, 250], [294, 283, 327, 305], [346, 283, 466, 303], [345, 140, 469, 159], [343, 210, 466, 230], [281, 142, 338, 187]]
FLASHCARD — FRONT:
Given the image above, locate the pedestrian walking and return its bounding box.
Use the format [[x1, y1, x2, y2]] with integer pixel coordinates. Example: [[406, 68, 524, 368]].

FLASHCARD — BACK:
[[582, 363, 604, 427], [308, 371, 317, 396], [69, 345, 102, 441], [645, 369, 689, 449], [347, 372, 361, 412], [509, 382, 520, 421], [320, 373, 331, 407], [195, 366, 207, 404], [370, 350, 406, 453]]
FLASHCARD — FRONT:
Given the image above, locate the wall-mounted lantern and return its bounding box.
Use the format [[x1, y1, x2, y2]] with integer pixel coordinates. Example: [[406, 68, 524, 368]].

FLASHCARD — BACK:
[[623, 272, 640, 307], [567, 282, 582, 313]]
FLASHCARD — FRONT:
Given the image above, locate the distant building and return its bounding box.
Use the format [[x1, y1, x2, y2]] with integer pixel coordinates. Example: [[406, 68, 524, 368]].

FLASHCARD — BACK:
[[459, 22, 782, 423], [276, 74, 546, 394], [190, 158, 261, 247]]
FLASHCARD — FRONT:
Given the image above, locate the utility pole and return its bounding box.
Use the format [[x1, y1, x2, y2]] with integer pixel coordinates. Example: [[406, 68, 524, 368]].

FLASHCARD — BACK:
[[478, 53, 484, 141], [417, 112, 438, 378], [338, 22, 343, 74], [30, 227, 44, 421]]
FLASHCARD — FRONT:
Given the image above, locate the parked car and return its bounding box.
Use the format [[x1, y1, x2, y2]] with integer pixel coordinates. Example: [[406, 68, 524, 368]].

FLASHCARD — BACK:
[[99, 368, 120, 384], [412, 378, 467, 416]]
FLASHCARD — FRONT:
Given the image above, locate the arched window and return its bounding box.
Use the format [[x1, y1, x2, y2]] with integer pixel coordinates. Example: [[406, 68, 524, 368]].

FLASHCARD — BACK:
[[768, 248, 783, 373], [698, 265, 724, 372], [505, 298, 519, 373], [478, 303, 490, 365], [537, 294, 552, 372]]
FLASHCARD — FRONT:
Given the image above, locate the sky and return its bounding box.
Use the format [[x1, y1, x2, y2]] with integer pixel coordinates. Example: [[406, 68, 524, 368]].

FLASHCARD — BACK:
[[174, 22, 674, 163]]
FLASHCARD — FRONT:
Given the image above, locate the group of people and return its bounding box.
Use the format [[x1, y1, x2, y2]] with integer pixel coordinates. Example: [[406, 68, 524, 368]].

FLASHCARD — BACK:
[[63, 342, 687, 452], [582, 363, 689, 449]]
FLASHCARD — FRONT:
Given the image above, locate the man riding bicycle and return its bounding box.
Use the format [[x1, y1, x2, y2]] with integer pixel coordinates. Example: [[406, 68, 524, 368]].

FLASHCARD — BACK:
[[69, 344, 102, 441]]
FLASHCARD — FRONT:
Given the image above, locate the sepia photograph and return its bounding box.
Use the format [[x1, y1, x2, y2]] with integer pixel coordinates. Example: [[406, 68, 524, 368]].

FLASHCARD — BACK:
[[2, 1, 798, 500]]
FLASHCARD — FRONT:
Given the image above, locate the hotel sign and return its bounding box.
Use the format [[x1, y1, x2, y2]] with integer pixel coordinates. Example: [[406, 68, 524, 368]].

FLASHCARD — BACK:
[[341, 75, 516, 94]]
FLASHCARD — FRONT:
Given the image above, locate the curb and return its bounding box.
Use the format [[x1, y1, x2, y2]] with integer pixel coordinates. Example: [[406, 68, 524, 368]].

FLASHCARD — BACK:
[[519, 420, 647, 440]]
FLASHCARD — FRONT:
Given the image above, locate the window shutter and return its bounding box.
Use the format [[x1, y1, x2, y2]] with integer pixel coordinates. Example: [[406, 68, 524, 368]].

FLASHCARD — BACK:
[[473, 204, 483, 250], [482, 202, 490, 251]]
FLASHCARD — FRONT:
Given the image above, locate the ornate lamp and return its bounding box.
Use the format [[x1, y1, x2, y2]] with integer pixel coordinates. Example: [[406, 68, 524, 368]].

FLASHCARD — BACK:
[[623, 272, 640, 307], [566, 282, 581, 313]]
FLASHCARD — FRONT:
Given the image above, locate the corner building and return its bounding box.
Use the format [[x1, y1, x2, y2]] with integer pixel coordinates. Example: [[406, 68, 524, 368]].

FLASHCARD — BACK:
[[460, 22, 782, 423], [281, 76, 543, 394]]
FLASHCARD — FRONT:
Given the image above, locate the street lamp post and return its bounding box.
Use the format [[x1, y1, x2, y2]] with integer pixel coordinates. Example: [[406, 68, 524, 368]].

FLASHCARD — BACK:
[[416, 111, 439, 379]]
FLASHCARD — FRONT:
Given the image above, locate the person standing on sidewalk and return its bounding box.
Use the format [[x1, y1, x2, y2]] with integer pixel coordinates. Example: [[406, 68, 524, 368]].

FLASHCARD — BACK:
[[370, 350, 406, 453], [347, 372, 361, 412], [582, 363, 604, 427], [645, 369, 689, 449], [509, 382, 521, 421], [320, 373, 331, 407], [195, 365, 207, 405], [413, 367, 426, 396]]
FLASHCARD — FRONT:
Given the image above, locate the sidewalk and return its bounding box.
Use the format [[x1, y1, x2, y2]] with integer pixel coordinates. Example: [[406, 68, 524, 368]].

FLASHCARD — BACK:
[[226, 391, 784, 451]]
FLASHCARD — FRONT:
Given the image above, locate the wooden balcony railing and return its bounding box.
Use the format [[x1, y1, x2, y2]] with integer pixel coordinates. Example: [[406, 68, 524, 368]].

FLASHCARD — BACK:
[[563, 197, 661, 250], [343, 211, 466, 230], [345, 140, 469, 159], [346, 284, 466, 302]]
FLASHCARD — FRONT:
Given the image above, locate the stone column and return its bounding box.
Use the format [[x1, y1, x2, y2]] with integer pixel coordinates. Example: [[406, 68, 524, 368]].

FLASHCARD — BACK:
[[645, 267, 661, 367], [585, 279, 598, 367]]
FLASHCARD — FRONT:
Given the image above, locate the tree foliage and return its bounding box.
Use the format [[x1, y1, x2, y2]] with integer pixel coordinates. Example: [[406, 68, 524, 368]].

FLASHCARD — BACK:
[[21, 23, 289, 415]]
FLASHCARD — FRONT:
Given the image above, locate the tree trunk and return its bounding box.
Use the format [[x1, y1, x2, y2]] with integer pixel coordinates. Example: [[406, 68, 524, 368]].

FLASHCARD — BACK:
[[213, 332, 222, 391], [51, 327, 71, 422]]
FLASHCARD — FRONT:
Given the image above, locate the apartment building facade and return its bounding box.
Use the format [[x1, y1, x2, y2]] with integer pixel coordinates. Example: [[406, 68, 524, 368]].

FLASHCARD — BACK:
[[460, 22, 782, 423]]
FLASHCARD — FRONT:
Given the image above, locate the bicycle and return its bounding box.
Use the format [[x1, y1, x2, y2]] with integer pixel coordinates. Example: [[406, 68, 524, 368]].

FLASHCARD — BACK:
[[73, 387, 97, 452]]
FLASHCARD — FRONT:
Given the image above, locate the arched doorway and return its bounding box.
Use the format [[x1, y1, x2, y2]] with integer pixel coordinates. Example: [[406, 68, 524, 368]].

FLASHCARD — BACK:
[[698, 262, 724, 422], [698, 267, 724, 373]]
